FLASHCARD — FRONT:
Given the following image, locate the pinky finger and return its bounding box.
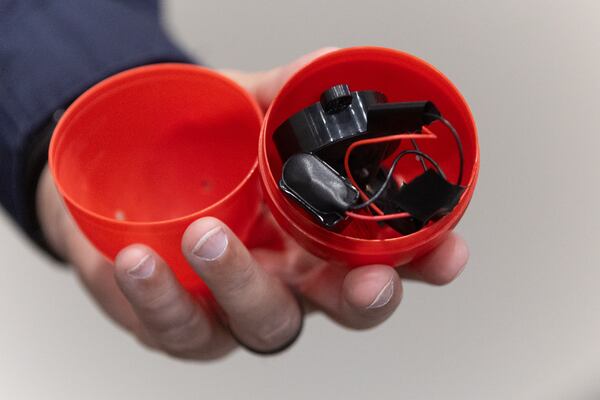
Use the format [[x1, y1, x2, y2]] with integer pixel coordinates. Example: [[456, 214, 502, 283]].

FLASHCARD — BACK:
[[301, 264, 402, 330], [398, 233, 469, 285]]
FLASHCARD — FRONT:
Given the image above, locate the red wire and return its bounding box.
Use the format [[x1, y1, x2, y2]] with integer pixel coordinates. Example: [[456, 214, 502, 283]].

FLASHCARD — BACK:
[[343, 128, 437, 221], [346, 211, 411, 221]]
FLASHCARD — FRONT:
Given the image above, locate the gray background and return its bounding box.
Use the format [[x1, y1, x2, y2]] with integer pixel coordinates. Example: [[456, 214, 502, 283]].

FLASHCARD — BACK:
[[1, 0, 599, 398]]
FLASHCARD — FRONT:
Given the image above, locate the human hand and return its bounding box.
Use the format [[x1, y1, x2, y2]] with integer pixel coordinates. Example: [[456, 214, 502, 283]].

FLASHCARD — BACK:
[[37, 48, 469, 359]]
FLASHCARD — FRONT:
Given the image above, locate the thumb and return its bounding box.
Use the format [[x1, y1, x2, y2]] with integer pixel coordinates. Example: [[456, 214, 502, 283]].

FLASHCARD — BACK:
[[220, 47, 339, 111]]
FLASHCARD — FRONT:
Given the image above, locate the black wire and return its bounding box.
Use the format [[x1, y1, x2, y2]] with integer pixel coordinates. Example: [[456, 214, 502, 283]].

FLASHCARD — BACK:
[[425, 113, 464, 186], [348, 113, 463, 212], [410, 138, 428, 172], [349, 149, 446, 210]]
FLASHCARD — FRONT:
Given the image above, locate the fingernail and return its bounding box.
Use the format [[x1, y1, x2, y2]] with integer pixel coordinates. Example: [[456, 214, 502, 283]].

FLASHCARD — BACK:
[[367, 279, 394, 309], [192, 227, 228, 261], [127, 254, 155, 280]]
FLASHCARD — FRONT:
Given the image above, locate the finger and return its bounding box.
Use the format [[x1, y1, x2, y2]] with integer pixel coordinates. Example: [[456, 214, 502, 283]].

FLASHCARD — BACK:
[[300, 263, 402, 330], [398, 233, 469, 285], [251, 47, 338, 110], [54, 214, 147, 340], [114, 245, 234, 359], [220, 47, 339, 111], [182, 217, 302, 353]]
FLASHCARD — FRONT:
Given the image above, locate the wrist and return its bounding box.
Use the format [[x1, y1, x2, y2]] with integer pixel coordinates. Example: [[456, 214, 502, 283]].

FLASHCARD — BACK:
[[36, 165, 69, 262], [22, 111, 68, 263]]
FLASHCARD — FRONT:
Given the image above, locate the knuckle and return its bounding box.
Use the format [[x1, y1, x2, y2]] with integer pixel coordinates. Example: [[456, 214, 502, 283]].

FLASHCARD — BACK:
[[137, 283, 180, 316], [135, 289, 212, 350], [243, 312, 301, 350], [220, 258, 259, 295], [153, 307, 211, 353]]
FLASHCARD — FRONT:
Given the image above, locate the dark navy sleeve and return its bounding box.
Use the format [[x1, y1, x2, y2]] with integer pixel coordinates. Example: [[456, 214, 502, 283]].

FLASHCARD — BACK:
[[0, 0, 193, 258]]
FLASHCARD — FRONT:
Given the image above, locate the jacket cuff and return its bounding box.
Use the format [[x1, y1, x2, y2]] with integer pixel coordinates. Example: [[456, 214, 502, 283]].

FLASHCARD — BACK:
[[0, 1, 193, 261]]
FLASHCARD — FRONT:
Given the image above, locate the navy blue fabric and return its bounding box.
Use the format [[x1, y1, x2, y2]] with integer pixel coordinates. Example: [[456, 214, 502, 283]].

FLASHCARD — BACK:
[[0, 0, 191, 247]]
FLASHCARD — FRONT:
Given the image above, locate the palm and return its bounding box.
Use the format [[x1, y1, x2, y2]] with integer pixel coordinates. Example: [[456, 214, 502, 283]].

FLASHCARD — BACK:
[[37, 48, 469, 359]]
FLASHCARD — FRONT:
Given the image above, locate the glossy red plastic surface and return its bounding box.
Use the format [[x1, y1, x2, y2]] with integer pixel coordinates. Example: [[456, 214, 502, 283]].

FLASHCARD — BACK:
[[49, 64, 263, 297], [258, 47, 479, 267]]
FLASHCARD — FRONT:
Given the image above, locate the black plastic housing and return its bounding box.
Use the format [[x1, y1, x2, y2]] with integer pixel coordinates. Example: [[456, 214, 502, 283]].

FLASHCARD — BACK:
[[279, 153, 359, 227], [273, 87, 387, 165], [273, 85, 441, 168]]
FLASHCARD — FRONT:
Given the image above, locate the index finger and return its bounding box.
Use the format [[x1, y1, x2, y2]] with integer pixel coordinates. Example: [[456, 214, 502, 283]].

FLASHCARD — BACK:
[[182, 217, 303, 354]]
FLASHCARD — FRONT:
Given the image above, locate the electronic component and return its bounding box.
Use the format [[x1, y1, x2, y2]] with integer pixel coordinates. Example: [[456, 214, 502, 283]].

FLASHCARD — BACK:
[[279, 153, 359, 227], [274, 84, 466, 236], [394, 169, 464, 224], [274, 84, 440, 167]]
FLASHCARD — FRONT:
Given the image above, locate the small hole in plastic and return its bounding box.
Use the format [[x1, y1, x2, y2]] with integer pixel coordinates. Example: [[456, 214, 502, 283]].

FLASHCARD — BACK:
[[115, 210, 126, 221], [199, 180, 212, 192]]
